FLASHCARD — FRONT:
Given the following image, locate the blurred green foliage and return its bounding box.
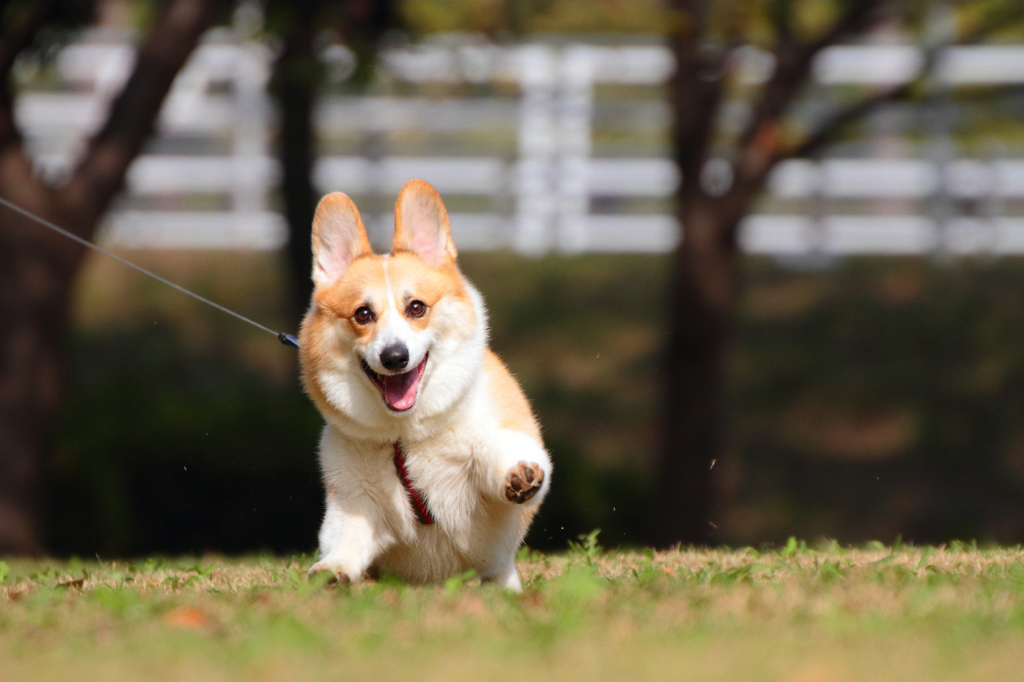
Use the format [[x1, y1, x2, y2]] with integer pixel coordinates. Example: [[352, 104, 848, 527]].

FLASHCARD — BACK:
[[396, 0, 1024, 42], [44, 252, 1024, 556], [401, 0, 670, 36], [47, 323, 325, 556], [726, 257, 1024, 546]]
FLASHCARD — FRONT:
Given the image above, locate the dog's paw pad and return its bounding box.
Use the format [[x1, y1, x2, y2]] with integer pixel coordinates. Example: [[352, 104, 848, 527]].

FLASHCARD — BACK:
[[307, 562, 351, 584], [504, 460, 544, 504]]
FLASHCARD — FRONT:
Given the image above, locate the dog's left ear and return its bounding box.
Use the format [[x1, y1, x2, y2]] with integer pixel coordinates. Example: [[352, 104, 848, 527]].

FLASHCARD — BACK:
[[392, 179, 457, 267]]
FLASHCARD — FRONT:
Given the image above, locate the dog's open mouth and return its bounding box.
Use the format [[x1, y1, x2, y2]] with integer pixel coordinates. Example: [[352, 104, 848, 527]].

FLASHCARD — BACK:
[[361, 354, 428, 412]]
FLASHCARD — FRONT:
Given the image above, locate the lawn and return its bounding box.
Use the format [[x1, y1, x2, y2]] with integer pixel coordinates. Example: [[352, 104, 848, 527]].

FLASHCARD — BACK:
[[3, 539, 1024, 682]]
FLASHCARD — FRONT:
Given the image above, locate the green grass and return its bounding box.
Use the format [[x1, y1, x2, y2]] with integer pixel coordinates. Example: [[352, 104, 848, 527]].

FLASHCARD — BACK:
[[4, 541, 1024, 681]]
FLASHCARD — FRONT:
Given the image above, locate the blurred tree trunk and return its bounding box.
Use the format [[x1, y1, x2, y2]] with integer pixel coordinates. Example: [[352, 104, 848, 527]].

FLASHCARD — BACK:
[[272, 1, 318, 326], [653, 0, 887, 547], [653, 4, 728, 545], [0, 0, 216, 554], [655, 197, 740, 545], [271, 0, 396, 326], [0, 182, 78, 555]]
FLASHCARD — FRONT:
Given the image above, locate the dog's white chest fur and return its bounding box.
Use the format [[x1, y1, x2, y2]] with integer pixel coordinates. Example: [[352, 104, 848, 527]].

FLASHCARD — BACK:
[[329, 438, 498, 576]]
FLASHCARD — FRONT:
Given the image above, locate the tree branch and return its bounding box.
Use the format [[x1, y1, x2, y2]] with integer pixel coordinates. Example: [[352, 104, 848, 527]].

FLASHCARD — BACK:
[[785, 3, 1024, 162], [959, 1, 1024, 45], [668, 0, 725, 182], [0, 0, 55, 78], [732, 0, 1024, 200], [788, 87, 910, 161], [0, 0, 56, 145], [769, 0, 792, 47], [741, 1, 886, 146], [57, 0, 216, 234], [733, 0, 887, 187]]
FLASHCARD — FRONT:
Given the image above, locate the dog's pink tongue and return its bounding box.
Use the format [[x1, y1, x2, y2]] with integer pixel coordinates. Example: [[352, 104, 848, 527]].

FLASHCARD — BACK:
[[383, 369, 420, 411]]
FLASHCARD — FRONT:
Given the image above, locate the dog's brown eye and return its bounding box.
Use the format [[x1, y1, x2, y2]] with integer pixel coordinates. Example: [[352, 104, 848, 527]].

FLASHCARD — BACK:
[[407, 300, 427, 318], [353, 306, 374, 324]]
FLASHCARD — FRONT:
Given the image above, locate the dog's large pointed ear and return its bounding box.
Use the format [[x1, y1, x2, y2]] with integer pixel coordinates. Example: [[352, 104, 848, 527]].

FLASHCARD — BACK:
[[311, 193, 372, 286], [392, 179, 457, 267]]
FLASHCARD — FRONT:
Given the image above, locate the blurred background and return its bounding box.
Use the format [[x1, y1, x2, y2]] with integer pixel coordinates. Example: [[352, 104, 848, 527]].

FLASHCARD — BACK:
[[4, 0, 1024, 556]]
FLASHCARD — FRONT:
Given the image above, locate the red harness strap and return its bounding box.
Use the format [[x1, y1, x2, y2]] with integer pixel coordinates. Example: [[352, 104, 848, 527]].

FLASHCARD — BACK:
[[392, 441, 435, 525]]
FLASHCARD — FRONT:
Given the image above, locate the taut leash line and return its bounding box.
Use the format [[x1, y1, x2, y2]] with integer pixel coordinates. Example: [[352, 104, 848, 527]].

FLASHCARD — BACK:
[[0, 196, 299, 349]]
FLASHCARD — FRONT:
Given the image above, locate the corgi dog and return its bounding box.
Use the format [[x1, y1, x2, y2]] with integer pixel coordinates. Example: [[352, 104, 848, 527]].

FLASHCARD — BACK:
[[298, 179, 551, 591]]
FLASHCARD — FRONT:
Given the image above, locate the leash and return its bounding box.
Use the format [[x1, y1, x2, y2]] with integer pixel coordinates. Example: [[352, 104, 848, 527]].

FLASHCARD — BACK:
[[0, 197, 449, 522], [0, 196, 300, 349]]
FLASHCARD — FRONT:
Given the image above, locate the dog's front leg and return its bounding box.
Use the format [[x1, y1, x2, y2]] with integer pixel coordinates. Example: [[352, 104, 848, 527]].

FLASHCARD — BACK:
[[309, 491, 393, 583], [467, 429, 550, 592], [486, 429, 552, 508]]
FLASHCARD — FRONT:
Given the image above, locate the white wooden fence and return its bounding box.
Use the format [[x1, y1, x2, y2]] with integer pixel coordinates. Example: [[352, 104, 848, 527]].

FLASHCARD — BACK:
[[19, 30, 1024, 255]]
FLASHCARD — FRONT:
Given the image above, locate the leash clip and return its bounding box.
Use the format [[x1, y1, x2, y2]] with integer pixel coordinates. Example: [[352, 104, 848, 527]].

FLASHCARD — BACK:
[[278, 333, 300, 349]]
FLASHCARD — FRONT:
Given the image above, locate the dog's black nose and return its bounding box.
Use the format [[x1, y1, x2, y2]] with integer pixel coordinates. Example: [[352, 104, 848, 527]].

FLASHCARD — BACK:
[[380, 343, 410, 371]]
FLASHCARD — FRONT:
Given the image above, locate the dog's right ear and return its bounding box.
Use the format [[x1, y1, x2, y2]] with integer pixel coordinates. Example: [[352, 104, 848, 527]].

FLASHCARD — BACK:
[[311, 193, 372, 286]]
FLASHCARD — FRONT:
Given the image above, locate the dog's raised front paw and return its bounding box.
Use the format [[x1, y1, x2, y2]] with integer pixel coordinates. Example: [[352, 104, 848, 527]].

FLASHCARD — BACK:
[[504, 460, 544, 504]]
